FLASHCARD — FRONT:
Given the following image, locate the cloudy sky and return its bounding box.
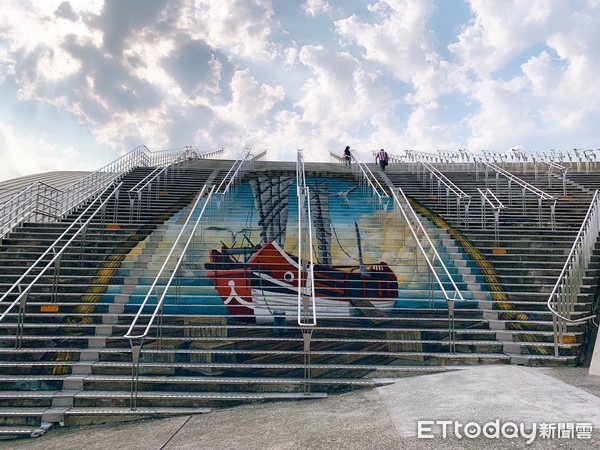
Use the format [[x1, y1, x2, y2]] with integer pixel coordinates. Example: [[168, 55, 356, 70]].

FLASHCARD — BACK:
[[0, 0, 599, 181]]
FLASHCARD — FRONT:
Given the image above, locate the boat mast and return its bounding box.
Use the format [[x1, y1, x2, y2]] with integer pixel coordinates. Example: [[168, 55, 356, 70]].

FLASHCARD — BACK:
[[354, 221, 369, 277], [310, 189, 332, 266]]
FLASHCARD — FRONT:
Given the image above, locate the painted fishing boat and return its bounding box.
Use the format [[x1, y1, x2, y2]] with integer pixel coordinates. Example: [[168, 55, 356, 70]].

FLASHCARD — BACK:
[[205, 174, 398, 322], [205, 240, 398, 322]]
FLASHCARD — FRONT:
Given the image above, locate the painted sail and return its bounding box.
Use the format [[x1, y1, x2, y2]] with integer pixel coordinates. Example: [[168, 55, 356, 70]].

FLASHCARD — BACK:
[[249, 176, 293, 245], [310, 188, 332, 265]]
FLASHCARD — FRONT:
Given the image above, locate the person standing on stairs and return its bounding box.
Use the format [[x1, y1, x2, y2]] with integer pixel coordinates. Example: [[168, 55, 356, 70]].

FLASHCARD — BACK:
[[343, 146, 352, 167], [376, 148, 388, 172]]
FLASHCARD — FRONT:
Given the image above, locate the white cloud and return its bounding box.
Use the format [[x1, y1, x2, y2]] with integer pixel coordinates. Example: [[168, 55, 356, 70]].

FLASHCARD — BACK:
[[0, 0, 599, 181], [450, 0, 569, 77], [303, 0, 331, 17], [335, 0, 437, 83], [0, 122, 97, 180], [182, 0, 278, 60], [456, 1, 600, 150], [219, 69, 285, 125], [465, 79, 537, 151]]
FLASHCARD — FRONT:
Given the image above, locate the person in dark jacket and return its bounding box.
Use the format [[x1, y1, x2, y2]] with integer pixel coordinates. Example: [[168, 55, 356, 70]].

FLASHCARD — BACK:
[[343, 146, 352, 167]]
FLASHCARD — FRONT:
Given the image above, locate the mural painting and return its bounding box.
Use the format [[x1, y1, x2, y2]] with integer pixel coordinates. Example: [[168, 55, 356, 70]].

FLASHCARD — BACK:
[[178, 172, 454, 323]]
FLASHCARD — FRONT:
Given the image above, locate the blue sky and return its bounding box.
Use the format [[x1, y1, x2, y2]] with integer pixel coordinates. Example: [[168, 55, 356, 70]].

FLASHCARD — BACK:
[[0, 0, 599, 181]]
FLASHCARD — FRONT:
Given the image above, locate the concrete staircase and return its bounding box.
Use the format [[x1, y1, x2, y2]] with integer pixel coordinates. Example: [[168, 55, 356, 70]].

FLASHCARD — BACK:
[[0, 157, 597, 439], [381, 162, 599, 365]]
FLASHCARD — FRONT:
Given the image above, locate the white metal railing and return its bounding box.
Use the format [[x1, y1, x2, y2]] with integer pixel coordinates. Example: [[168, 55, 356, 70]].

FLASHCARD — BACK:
[[329, 150, 345, 164], [196, 147, 224, 160], [391, 187, 466, 353], [127, 167, 165, 223], [474, 158, 557, 229], [350, 149, 390, 208], [123, 184, 214, 410], [404, 149, 440, 164], [478, 188, 506, 248], [533, 158, 569, 197], [249, 149, 268, 162], [436, 149, 462, 165], [570, 148, 597, 173], [0, 182, 64, 236], [296, 149, 317, 327], [215, 147, 252, 196], [0, 182, 123, 348], [0, 146, 141, 238], [548, 190, 600, 357], [418, 162, 471, 227], [296, 149, 316, 394], [0, 145, 223, 239], [404, 149, 460, 173]]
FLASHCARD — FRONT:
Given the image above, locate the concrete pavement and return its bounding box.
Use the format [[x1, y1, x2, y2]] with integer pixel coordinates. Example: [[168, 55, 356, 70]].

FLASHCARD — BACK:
[[2, 365, 600, 449]]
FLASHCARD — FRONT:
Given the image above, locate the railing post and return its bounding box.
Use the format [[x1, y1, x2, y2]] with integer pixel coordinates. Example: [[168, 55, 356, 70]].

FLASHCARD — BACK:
[[112, 186, 121, 223], [128, 193, 135, 224], [428, 268, 434, 308], [552, 308, 560, 357], [78, 224, 88, 267], [480, 192, 486, 230], [447, 299, 455, 354], [494, 209, 500, 248], [301, 328, 313, 394], [129, 340, 142, 410], [157, 298, 164, 350], [52, 251, 62, 303], [15, 288, 28, 350]]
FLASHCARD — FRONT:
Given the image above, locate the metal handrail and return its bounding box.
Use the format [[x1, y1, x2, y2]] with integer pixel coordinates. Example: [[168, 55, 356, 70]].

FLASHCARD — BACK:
[[124, 184, 214, 409], [128, 167, 164, 195], [420, 162, 470, 200], [350, 149, 390, 206], [296, 149, 316, 394], [297, 149, 307, 197], [390, 187, 466, 352], [328, 150, 345, 164], [127, 167, 167, 223], [215, 147, 252, 195], [296, 149, 317, 327], [0, 182, 64, 236], [0, 145, 217, 239], [478, 188, 506, 248], [249, 149, 268, 162], [52, 145, 149, 217], [478, 188, 505, 210], [0, 182, 123, 347], [547, 190, 600, 357], [404, 149, 440, 163], [419, 162, 471, 227], [436, 149, 462, 165], [570, 148, 597, 173], [534, 158, 569, 197], [478, 159, 555, 200], [124, 184, 212, 340], [474, 157, 557, 229], [196, 147, 224, 160]]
